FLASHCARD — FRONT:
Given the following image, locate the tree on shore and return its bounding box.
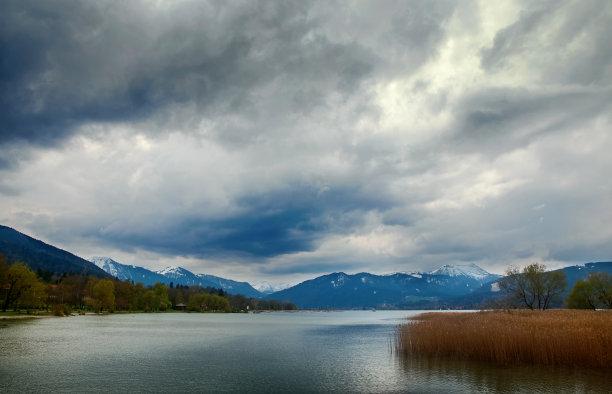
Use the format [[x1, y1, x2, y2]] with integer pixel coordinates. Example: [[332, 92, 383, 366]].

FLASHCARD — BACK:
[[187, 293, 230, 312], [93, 279, 115, 312], [498, 263, 567, 310], [567, 280, 598, 309], [587, 272, 612, 308], [152, 282, 170, 311], [18, 279, 47, 310], [0, 254, 8, 281], [56, 275, 88, 309], [0, 253, 296, 314], [567, 272, 612, 309], [1, 262, 42, 312]]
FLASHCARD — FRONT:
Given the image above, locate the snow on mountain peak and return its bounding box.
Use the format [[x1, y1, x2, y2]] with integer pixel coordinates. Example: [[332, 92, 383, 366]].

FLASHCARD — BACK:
[[429, 263, 492, 280], [90, 256, 113, 266], [251, 281, 291, 294], [90, 257, 120, 277], [156, 266, 188, 276], [392, 271, 423, 278]]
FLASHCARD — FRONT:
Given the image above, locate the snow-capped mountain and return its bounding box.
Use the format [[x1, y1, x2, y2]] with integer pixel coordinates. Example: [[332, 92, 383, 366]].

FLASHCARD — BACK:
[[91, 257, 168, 284], [251, 281, 292, 294], [269, 264, 501, 309], [155, 266, 262, 298], [92, 257, 505, 308], [429, 263, 498, 281], [91, 258, 262, 298], [156, 266, 203, 286], [91, 257, 120, 276]]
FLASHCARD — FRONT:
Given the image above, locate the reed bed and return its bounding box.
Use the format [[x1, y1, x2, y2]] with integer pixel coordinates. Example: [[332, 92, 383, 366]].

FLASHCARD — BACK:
[[396, 310, 612, 368]]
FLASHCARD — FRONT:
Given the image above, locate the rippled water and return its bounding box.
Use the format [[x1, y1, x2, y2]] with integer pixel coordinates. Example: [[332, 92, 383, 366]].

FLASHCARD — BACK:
[[0, 311, 608, 393]]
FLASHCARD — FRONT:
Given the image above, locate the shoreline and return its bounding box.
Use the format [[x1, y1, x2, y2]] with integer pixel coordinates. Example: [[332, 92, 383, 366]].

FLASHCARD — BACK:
[[1, 314, 56, 320], [0, 312, 103, 320]]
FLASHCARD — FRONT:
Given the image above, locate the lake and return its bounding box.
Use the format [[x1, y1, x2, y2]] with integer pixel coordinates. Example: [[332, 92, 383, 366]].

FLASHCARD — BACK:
[[0, 311, 608, 393]]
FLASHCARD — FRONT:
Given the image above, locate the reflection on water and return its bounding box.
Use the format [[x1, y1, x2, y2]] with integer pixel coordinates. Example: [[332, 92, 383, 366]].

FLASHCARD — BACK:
[[398, 356, 610, 393], [0, 312, 609, 393]]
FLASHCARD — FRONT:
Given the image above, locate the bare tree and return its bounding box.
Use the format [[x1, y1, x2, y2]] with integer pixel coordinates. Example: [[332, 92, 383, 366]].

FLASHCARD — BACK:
[[498, 263, 567, 310]]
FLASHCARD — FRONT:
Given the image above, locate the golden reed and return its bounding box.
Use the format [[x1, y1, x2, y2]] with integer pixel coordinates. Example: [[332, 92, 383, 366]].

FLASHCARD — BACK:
[[396, 310, 612, 368]]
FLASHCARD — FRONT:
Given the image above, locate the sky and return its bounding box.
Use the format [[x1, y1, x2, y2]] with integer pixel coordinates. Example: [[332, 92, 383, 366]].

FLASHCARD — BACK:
[[1, 0, 611, 287]]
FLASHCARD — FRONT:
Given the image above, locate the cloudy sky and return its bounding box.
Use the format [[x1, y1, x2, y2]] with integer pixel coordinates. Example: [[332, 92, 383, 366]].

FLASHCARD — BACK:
[[1, 0, 611, 286]]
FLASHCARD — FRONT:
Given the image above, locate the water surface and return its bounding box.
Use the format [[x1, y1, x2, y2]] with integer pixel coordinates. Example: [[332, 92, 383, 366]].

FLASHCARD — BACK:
[[0, 311, 608, 393]]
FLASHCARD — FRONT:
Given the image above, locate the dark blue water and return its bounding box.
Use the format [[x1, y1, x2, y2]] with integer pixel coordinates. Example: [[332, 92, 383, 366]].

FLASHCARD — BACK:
[[0, 311, 608, 393]]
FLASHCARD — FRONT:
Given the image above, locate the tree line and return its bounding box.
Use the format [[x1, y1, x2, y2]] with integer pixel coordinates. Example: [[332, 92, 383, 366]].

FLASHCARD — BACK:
[[0, 254, 297, 315], [498, 262, 612, 310]]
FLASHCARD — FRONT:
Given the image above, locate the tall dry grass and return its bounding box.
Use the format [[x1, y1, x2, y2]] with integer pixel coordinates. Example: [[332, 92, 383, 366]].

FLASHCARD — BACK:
[[396, 310, 612, 368]]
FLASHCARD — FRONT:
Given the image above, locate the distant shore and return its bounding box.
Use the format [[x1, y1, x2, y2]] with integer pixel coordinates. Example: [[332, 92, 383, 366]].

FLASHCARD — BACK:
[[1, 314, 55, 320], [0, 309, 352, 320], [0, 312, 100, 320]]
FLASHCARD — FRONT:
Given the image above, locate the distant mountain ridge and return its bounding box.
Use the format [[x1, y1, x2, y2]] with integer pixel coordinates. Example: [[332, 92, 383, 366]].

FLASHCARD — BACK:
[[267, 266, 501, 309], [90, 257, 168, 285], [91, 257, 262, 298], [91, 257, 503, 308], [0, 225, 109, 278], [269, 262, 612, 309]]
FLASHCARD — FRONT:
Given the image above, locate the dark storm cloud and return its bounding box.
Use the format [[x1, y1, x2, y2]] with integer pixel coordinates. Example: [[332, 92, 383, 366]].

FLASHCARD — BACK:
[[0, 0, 459, 151], [87, 184, 396, 260], [1, 0, 237, 143], [0, 2, 298, 144], [0, 1, 127, 145], [0, 0, 372, 146]]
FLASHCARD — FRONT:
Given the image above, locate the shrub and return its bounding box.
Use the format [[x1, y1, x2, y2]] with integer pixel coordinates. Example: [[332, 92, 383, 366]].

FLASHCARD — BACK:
[[52, 304, 72, 317], [62, 304, 72, 316]]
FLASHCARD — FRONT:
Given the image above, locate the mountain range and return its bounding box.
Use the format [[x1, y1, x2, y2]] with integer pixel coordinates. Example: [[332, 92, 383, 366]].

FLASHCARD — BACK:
[[2, 225, 611, 309], [90, 257, 262, 298], [268, 265, 501, 309], [89, 256, 502, 307], [87, 255, 504, 308]]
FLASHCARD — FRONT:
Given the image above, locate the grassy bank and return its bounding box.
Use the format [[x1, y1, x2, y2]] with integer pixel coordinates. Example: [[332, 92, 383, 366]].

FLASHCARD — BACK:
[[396, 310, 612, 368]]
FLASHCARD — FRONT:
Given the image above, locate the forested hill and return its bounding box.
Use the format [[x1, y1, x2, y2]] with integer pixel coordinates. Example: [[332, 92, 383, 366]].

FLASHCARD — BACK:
[[0, 225, 109, 278], [560, 262, 612, 291], [268, 267, 501, 309]]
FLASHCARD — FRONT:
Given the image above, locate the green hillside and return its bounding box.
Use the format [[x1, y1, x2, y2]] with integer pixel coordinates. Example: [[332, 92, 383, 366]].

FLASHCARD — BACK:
[[0, 225, 109, 278]]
